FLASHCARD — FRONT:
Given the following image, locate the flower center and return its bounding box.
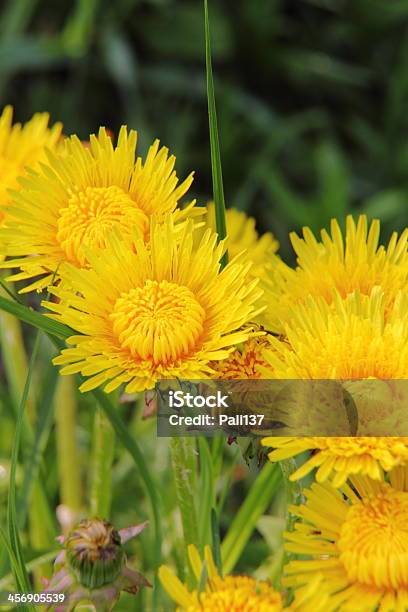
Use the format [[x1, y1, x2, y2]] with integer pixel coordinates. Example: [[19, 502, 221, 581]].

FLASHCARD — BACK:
[[111, 280, 205, 364], [189, 576, 282, 611], [57, 186, 149, 267], [338, 487, 408, 589]]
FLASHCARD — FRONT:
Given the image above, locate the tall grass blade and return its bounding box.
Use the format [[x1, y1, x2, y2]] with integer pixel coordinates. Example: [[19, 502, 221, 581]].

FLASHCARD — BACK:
[[0, 550, 59, 591], [211, 508, 222, 576], [7, 331, 41, 610], [0, 526, 25, 593], [0, 295, 71, 339], [221, 462, 281, 574], [18, 363, 59, 524], [204, 0, 228, 268], [198, 438, 214, 549]]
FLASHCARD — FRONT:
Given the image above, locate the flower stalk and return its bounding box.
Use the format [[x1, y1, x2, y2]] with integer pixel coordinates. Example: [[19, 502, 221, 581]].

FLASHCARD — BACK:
[[55, 376, 82, 521], [90, 407, 116, 519], [170, 437, 199, 586]]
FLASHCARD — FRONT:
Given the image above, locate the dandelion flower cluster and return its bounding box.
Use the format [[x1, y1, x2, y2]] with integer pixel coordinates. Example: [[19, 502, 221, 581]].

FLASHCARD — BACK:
[[0, 126, 196, 292], [159, 544, 331, 612], [2, 101, 408, 611], [263, 288, 408, 380]]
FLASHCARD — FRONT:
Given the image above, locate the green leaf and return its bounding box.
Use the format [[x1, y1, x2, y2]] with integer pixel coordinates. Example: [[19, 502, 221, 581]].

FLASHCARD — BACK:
[[204, 0, 228, 268], [221, 462, 281, 573], [0, 295, 71, 339]]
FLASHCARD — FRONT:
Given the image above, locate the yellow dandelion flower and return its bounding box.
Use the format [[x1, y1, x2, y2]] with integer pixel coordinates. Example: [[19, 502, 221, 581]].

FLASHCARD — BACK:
[[159, 544, 331, 612], [205, 203, 279, 272], [262, 437, 408, 487], [211, 336, 272, 379], [45, 219, 263, 393], [284, 477, 408, 611], [0, 126, 196, 292], [0, 105, 62, 221], [260, 287, 408, 436], [205, 203, 280, 329], [263, 288, 408, 379], [264, 215, 408, 331]]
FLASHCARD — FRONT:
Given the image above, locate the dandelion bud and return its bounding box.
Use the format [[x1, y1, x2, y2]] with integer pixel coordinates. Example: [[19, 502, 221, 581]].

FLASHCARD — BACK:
[[66, 519, 125, 589], [44, 517, 149, 611]]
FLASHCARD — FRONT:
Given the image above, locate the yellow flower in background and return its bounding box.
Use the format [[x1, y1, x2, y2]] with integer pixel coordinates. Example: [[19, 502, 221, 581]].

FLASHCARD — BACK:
[[0, 126, 196, 292], [46, 219, 263, 393], [0, 105, 62, 221], [159, 544, 331, 612], [284, 477, 408, 611], [205, 203, 280, 329], [264, 215, 408, 332], [205, 202, 279, 272], [262, 437, 408, 487], [263, 288, 408, 379], [211, 336, 272, 379]]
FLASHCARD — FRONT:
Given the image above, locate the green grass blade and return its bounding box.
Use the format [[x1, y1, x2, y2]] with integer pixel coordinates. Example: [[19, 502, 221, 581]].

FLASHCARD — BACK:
[[204, 0, 228, 268], [7, 331, 41, 610], [221, 462, 281, 574], [0, 295, 71, 339], [0, 526, 25, 593], [211, 508, 222, 576], [198, 438, 214, 549], [18, 363, 59, 525], [0, 550, 60, 591]]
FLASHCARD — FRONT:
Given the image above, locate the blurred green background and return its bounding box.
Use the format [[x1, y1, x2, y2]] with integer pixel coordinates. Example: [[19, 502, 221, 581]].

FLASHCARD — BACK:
[[1, 0, 407, 254]]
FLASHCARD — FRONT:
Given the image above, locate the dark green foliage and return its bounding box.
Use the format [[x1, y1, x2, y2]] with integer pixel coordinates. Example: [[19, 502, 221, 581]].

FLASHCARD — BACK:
[[1, 0, 406, 258]]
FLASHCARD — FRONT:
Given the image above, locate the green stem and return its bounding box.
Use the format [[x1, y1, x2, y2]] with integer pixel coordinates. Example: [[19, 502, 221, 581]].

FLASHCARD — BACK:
[[55, 376, 82, 515], [90, 407, 115, 518], [170, 437, 199, 586], [279, 458, 304, 580]]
